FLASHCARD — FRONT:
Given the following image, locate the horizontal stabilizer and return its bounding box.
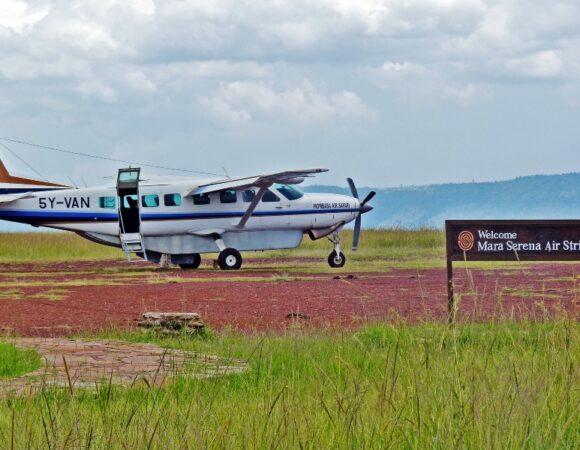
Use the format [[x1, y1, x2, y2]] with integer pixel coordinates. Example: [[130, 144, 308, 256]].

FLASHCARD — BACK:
[[0, 159, 68, 189], [0, 193, 33, 204]]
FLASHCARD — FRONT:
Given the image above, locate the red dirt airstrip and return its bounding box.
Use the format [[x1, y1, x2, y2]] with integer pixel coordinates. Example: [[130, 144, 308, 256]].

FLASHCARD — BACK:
[[0, 258, 577, 336]]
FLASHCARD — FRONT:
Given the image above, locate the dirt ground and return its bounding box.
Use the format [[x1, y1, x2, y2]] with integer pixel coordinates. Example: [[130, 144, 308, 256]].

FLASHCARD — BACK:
[[0, 259, 577, 336], [0, 338, 247, 395]]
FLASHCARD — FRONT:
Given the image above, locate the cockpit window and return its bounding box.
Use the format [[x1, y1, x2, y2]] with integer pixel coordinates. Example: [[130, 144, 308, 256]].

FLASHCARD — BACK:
[[275, 184, 304, 200], [262, 189, 280, 202]]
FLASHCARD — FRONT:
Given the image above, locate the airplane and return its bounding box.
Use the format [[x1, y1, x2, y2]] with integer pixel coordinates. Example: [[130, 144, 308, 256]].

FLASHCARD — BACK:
[[0, 159, 375, 270]]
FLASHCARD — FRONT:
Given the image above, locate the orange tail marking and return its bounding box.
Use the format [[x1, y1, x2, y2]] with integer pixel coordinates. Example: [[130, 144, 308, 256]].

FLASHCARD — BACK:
[[0, 160, 10, 181], [0, 159, 68, 187]]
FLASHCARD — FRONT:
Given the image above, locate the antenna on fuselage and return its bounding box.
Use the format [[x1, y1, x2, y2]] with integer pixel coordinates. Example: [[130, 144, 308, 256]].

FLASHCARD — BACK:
[[222, 167, 232, 179]]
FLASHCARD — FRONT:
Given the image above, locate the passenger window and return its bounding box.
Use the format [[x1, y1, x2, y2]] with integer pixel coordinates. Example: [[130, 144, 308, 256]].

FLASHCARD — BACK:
[[98, 196, 116, 209], [193, 193, 210, 205], [141, 194, 159, 208], [164, 193, 182, 207], [242, 190, 256, 202], [220, 189, 237, 204], [262, 189, 280, 202]]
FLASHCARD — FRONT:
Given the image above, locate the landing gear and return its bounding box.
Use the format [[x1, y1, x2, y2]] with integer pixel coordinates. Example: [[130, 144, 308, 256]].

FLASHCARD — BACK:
[[328, 232, 346, 268], [328, 251, 346, 268], [218, 248, 243, 270], [179, 253, 201, 270]]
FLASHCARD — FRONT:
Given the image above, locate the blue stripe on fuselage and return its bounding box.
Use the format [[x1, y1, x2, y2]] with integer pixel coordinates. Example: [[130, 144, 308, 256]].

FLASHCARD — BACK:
[[0, 208, 359, 224], [141, 208, 359, 221]]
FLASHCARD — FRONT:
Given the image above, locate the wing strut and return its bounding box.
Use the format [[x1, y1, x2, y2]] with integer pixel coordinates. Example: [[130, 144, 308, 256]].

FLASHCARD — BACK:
[[236, 184, 271, 228]]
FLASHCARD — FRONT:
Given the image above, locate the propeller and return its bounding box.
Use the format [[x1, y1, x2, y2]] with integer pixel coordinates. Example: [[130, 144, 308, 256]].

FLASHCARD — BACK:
[[347, 178, 376, 251]]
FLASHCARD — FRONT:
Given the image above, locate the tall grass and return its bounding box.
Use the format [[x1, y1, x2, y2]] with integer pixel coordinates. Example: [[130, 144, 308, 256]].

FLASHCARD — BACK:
[[0, 233, 123, 262], [0, 343, 41, 378], [0, 229, 445, 263], [0, 321, 577, 448]]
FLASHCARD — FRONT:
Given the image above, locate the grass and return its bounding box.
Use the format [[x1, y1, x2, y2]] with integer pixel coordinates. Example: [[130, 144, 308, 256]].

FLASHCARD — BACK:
[[0, 230, 577, 447], [0, 321, 577, 448], [0, 232, 122, 262], [0, 343, 41, 378], [0, 229, 445, 264]]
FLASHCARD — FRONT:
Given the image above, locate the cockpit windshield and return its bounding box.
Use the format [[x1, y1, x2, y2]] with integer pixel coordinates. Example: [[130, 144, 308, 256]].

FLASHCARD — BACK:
[[275, 184, 304, 200]]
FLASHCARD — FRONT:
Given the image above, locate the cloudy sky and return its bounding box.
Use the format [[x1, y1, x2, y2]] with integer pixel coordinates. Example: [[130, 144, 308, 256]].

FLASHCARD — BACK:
[[1, 0, 580, 188]]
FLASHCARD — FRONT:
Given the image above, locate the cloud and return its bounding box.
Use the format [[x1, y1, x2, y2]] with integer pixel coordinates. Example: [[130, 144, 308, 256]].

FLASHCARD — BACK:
[[1, 0, 580, 203], [498, 51, 565, 80], [0, 54, 90, 80], [149, 61, 273, 86], [201, 81, 377, 125], [76, 80, 117, 102], [124, 71, 157, 92], [0, 0, 50, 35], [365, 60, 481, 102]]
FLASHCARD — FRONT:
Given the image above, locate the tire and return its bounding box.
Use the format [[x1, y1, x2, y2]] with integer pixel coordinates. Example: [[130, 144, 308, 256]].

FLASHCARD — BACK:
[[179, 254, 201, 270], [328, 251, 346, 268], [218, 248, 243, 270]]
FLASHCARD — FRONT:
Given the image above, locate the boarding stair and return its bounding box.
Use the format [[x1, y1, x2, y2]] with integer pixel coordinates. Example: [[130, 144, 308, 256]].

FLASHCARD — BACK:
[[120, 232, 147, 261]]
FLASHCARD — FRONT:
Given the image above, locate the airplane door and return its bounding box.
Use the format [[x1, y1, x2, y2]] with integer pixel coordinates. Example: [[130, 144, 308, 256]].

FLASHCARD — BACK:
[[117, 168, 141, 234], [117, 168, 146, 259]]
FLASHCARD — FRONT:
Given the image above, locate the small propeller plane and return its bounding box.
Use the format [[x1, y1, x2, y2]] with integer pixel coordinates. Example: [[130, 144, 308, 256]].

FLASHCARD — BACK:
[[0, 159, 375, 270]]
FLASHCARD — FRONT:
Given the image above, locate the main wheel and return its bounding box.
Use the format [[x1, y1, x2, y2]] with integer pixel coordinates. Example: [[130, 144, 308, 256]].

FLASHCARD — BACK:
[[328, 251, 346, 268], [179, 253, 201, 270], [218, 248, 243, 270]]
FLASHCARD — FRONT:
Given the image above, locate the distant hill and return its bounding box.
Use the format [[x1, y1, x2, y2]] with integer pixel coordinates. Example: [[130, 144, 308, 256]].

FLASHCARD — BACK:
[[304, 172, 580, 229], [2, 172, 580, 232]]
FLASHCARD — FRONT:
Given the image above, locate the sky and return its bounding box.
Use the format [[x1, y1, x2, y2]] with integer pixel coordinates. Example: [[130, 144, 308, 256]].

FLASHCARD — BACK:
[[1, 0, 580, 189]]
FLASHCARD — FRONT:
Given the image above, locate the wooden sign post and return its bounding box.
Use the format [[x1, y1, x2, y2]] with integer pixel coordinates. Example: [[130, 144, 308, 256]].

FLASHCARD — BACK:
[[446, 220, 580, 323]]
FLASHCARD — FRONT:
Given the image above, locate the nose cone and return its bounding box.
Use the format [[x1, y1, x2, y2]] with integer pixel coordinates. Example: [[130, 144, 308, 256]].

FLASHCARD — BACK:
[[361, 203, 373, 214]]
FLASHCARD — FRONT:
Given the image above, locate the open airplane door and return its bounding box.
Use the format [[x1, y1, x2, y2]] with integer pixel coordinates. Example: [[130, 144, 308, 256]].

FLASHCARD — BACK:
[[117, 168, 146, 260]]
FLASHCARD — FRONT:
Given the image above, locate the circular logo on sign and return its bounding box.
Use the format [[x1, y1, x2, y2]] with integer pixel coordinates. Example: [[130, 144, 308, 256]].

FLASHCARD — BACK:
[[458, 231, 475, 251]]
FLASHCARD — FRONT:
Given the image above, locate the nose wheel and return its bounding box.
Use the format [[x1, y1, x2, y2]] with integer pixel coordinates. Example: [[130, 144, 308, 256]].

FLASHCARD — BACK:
[[327, 232, 346, 268], [328, 251, 346, 268]]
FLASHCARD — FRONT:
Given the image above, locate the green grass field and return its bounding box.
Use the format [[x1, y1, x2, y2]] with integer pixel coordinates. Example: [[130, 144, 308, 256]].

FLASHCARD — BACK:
[[0, 343, 41, 379], [1, 323, 578, 448], [0, 230, 578, 448], [0, 229, 445, 263]]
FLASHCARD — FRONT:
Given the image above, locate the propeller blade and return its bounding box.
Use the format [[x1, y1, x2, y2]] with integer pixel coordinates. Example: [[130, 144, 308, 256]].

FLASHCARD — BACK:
[[352, 215, 361, 252], [347, 178, 359, 200], [361, 191, 376, 206]]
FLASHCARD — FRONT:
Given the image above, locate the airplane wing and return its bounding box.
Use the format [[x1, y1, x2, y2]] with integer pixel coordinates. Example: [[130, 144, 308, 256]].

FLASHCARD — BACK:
[[182, 168, 328, 229], [182, 168, 328, 197]]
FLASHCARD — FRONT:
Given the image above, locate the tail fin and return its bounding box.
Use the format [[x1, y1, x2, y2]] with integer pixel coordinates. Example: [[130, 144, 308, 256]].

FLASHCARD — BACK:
[[0, 159, 67, 188]]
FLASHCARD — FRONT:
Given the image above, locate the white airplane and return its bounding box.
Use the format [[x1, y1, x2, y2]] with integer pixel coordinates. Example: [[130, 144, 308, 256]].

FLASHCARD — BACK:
[[0, 159, 375, 270]]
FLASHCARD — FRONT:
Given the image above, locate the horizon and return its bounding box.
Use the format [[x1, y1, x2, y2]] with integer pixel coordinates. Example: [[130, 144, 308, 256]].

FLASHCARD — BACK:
[[2, 149, 580, 191]]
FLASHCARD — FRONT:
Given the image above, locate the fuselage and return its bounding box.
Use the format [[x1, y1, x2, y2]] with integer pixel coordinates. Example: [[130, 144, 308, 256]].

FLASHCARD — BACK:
[[0, 178, 360, 255]]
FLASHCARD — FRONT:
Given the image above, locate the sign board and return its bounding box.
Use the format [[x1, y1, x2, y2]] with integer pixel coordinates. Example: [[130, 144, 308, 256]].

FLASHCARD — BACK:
[[445, 220, 580, 322]]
